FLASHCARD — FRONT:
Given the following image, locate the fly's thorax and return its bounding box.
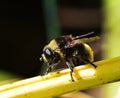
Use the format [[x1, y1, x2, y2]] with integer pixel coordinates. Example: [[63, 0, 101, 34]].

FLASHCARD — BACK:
[[43, 39, 58, 51]]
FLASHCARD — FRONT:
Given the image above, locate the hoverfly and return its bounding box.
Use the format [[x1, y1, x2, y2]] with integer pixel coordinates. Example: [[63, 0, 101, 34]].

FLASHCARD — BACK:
[[40, 32, 99, 81]]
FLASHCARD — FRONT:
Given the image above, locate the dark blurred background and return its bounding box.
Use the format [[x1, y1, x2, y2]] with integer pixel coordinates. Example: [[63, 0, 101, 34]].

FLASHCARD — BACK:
[[0, 0, 102, 78]]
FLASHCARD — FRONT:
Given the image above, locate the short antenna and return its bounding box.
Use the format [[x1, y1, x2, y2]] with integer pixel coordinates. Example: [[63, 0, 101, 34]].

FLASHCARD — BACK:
[[40, 56, 43, 61]]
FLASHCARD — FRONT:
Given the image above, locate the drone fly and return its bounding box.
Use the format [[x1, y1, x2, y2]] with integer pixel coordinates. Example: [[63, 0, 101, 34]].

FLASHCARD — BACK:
[[40, 32, 99, 81]]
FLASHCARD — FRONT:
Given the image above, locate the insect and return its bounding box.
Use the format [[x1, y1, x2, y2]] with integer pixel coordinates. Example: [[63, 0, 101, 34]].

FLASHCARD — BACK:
[[40, 32, 99, 81]]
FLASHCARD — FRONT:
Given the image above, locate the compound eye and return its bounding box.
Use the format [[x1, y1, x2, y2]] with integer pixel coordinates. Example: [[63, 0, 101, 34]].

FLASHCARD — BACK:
[[44, 48, 53, 59]]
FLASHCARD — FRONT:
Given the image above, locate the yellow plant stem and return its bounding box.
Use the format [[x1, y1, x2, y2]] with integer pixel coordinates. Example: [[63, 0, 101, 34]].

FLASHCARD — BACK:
[[0, 56, 120, 98]]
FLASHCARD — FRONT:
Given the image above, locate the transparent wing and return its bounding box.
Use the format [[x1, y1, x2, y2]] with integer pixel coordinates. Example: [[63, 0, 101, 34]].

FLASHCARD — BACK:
[[73, 32, 94, 40], [74, 36, 100, 44]]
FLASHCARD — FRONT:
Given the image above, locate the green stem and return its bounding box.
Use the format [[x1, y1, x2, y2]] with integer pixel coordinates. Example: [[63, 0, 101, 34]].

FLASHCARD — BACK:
[[0, 57, 120, 98]]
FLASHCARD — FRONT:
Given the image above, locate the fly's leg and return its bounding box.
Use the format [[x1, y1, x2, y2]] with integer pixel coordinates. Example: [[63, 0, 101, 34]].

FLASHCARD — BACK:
[[82, 59, 97, 68], [87, 61, 97, 68], [66, 61, 75, 81], [46, 63, 58, 74], [46, 66, 52, 74]]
